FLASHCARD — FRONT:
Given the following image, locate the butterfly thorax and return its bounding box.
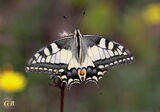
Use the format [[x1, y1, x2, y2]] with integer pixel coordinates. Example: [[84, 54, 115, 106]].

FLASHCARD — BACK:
[[73, 29, 86, 65]]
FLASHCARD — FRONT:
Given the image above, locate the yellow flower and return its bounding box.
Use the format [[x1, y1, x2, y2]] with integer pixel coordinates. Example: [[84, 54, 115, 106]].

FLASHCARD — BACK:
[[0, 71, 27, 92], [143, 3, 160, 24]]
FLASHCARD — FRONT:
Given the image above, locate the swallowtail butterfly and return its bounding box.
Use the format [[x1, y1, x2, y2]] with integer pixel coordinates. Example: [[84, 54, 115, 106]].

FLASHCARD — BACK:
[[25, 29, 134, 88]]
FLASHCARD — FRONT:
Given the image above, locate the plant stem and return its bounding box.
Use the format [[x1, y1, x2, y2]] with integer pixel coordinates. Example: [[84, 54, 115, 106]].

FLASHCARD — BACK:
[[60, 84, 65, 112]]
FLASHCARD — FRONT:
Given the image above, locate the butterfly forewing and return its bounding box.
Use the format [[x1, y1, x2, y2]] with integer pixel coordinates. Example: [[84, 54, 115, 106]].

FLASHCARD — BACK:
[[25, 37, 73, 74], [83, 35, 134, 69]]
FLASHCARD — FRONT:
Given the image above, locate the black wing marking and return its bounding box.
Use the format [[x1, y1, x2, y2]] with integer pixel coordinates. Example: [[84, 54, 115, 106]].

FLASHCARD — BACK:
[[83, 35, 134, 70], [25, 37, 73, 74]]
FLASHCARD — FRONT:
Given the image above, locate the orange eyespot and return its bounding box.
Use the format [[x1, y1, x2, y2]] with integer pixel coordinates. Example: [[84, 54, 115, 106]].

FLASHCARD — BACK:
[[78, 69, 86, 76]]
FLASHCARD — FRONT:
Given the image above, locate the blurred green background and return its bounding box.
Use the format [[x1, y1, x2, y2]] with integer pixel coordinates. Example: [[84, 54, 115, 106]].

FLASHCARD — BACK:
[[0, 0, 160, 112]]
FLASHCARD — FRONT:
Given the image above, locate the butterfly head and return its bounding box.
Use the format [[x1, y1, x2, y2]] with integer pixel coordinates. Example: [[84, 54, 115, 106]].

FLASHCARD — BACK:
[[74, 29, 82, 39]]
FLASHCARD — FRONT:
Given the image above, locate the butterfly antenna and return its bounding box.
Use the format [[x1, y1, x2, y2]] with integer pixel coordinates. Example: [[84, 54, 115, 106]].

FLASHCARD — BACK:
[[62, 15, 74, 29], [76, 10, 86, 29], [82, 11, 86, 16]]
